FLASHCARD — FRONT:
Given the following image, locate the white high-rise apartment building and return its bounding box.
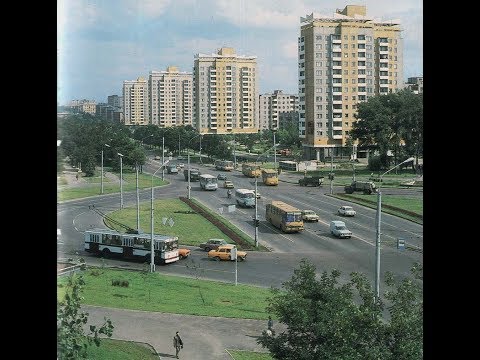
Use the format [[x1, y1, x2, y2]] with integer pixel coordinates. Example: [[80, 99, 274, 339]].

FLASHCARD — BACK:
[[299, 5, 404, 161], [149, 66, 193, 127], [123, 77, 148, 126], [193, 47, 259, 134], [259, 90, 299, 131]]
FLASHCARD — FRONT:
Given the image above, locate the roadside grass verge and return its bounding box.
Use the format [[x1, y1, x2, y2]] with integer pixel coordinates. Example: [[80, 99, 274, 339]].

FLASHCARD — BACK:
[[57, 172, 168, 202], [57, 267, 272, 320], [330, 193, 423, 225], [85, 338, 158, 359], [105, 198, 237, 247]]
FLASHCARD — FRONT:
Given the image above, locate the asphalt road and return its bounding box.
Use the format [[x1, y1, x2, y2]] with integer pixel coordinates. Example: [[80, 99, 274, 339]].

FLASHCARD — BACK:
[[58, 160, 423, 289]]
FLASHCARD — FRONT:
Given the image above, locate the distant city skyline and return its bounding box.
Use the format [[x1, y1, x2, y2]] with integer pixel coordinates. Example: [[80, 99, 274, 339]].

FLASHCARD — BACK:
[[57, 0, 422, 105]]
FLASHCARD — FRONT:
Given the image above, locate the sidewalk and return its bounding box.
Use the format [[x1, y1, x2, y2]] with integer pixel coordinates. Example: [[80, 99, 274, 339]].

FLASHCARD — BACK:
[[84, 305, 273, 359]]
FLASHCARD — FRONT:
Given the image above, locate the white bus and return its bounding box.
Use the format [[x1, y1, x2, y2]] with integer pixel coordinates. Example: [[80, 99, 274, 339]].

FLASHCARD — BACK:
[[235, 188, 256, 208], [84, 228, 179, 264], [199, 174, 218, 190]]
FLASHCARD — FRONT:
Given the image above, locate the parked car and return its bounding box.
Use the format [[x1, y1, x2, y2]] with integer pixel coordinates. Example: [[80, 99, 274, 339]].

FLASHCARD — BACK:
[[199, 238, 228, 252], [208, 244, 247, 261], [223, 180, 234, 189], [254, 190, 261, 199], [178, 248, 191, 259], [338, 205, 356, 217], [154, 156, 161, 160], [301, 210, 319, 222], [177, 163, 185, 169], [217, 173, 227, 180]]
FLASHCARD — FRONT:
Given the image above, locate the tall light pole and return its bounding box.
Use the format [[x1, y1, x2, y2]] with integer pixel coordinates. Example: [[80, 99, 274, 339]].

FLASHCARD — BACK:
[[118, 153, 124, 209], [101, 144, 110, 194], [150, 159, 170, 273], [374, 157, 415, 300], [254, 143, 280, 248], [186, 134, 203, 199], [273, 130, 277, 170], [136, 134, 153, 232], [233, 134, 236, 169], [162, 136, 165, 180]]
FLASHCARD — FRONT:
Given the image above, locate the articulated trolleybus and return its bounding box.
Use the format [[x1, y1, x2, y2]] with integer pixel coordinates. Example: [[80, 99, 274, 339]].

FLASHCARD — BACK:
[[84, 228, 180, 264]]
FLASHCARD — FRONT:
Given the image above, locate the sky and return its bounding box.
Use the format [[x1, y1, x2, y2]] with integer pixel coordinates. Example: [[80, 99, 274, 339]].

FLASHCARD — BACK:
[[57, 0, 423, 106]]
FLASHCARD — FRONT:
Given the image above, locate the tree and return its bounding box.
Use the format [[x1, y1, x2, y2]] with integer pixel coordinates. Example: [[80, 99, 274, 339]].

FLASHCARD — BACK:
[[351, 89, 423, 169], [57, 273, 114, 359], [257, 259, 423, 360]]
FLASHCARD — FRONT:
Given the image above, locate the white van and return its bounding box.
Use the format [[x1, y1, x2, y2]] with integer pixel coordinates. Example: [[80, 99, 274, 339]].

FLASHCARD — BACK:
[[330, 220, 352, 238], [235, 189, 256, 208]]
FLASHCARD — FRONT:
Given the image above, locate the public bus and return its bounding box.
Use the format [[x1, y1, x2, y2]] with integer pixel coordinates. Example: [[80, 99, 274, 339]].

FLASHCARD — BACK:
[[215, 160, 234, 171], [235, 188, 256, 208], [184, 168, 200, 181], [84, 228, 179, 264], [199, 174, 218, 190], [265, 201, 304, 233], [262, 168, 279, 186], [242, 163, 262, 178]]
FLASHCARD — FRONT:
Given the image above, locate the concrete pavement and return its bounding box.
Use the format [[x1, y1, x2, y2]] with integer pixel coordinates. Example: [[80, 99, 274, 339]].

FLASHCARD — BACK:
[[84, 305, 273, 359]]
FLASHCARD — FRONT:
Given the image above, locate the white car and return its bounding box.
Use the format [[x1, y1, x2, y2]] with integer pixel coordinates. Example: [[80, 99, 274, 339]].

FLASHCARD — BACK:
[[338, 206, 356, 217], [301, 210, 319, 222]]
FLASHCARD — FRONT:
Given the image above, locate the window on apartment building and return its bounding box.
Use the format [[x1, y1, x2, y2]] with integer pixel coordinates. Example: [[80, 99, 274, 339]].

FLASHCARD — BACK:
[[344, 53, 348, 58], [343, 35, 347, 40], [366, 36, 372, 42], [344, 44, 348, 49], [316, 35, 322, 40], [316, 96, 323, 101], [343, 87, 348, 92], [317, 114, 323, 119], [358, 35, 365, 40], [316, 88, 323, 93]]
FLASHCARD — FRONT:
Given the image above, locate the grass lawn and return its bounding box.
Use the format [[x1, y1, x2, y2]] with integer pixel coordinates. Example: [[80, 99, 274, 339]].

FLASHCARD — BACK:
[[228, 350, 273, 360], [86, 338, 158, 359], [58, 268, 273, 320], [57, 172, 168, 202]]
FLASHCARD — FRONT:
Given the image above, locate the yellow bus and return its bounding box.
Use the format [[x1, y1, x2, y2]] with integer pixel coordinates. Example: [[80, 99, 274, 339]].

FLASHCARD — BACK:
[[242, 163, 262, 178], [262, 168, 279, 186], [215, 160, 234, 171], [265, 201, 304, 233]]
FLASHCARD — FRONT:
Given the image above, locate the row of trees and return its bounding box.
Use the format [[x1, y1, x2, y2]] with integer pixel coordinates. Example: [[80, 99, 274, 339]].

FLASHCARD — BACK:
[[57, 114, 303, 176]]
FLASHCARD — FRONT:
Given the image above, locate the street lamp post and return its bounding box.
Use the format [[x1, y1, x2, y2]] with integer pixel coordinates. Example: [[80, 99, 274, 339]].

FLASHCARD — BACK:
[[150, 159, 170, 273], [101, 144, 110, 194], [273, 130, 277, 170], [186, 134, 203, 199], [254, 143, 280, 248], [135, 134, 153, 232], [118, 153, 124, 209], [374, 157, 415, 300]]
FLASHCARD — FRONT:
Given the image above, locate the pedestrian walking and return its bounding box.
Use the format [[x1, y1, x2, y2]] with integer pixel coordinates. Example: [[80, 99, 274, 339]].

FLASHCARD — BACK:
[[173, 331, 183, 359], [268, 316, 273, 331]]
